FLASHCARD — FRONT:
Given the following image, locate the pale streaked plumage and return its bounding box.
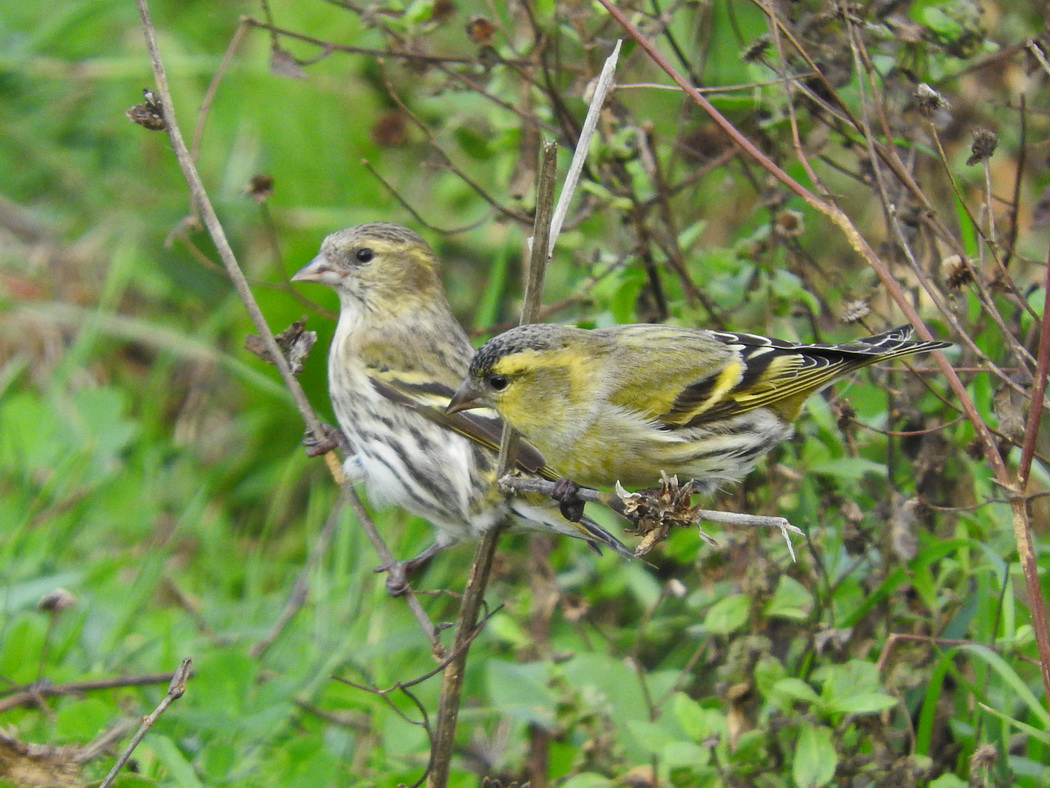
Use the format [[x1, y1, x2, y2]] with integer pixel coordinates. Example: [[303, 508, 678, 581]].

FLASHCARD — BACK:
[[448, 322, 950, 490], [292, 223, 630, 564]]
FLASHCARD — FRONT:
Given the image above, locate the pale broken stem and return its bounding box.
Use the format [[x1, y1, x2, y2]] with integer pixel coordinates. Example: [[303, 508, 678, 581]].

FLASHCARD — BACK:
[[500, 476, 804, 562], [134, 0, 441, 653], [547, 40, 621, 249], [98, 658, 191, 788]]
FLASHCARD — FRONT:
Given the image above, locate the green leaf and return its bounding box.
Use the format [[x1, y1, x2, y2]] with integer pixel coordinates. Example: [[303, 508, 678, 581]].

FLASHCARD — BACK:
[[560, 774, 615, 788], [106, 776, 158, 788], [704, 593, 750, 635], [148, 735, 204, 788], [792, 724, 837, 787], [453, 125, 494, 160], [824, 692, 897, 716], [928, 775, 968, 788], [953, 644, 1050, 728], [753, 654, 787, 697], [662, 740, 712, 770], [978, 702, 1050, 745], [807, 456, 885, 481], [769, 678, 820, 710], [764, 575, 813, 620], [486, 611, 529, 647], [486, 659, 555, 727], [627, 718, 679, 756], [55, 698, 111, 741], [672, 692, 726, 741]]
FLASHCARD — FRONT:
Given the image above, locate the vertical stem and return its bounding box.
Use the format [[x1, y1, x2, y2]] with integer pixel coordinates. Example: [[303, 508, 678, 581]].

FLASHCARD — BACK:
[[427, 140, 560, 787], [1010, 238, 1050, 708]]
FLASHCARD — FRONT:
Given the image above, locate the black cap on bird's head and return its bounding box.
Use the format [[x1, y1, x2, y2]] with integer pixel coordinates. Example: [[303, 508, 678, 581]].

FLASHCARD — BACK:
[[471, 324, 569, 374], [447, 324, 571, 415]]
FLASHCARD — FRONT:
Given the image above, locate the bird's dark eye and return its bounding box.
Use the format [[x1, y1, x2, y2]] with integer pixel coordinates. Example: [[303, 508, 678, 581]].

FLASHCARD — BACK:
[[487, 374, 509, 392], [355, 247, 374, 263]]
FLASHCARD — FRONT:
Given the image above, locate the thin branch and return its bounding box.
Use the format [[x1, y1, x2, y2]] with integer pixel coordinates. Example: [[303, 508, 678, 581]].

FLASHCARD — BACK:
[[360, 159, 494, 236], [0, 672, 181, 714], [500, 476, 802, 559], [191, 17, 249, 162], [134, 0, 442, 652], [379, 63, 532, 226], [243, 17, 531, 66], [427, 141, 561, 788], [98, 658, 191, 788]]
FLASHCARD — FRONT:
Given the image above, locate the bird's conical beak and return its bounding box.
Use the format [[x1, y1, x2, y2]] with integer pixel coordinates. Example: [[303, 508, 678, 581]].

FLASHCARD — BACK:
[[446, 381, 483, 414], [291, 253, 338, 284]]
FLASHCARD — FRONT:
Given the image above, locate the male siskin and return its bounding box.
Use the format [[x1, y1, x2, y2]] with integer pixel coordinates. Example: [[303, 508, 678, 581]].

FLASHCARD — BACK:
[[448, 322, 950, 491]]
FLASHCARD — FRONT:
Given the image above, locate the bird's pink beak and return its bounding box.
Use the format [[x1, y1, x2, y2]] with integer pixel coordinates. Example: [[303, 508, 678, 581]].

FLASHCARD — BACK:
[[291, 253, 342, 285]]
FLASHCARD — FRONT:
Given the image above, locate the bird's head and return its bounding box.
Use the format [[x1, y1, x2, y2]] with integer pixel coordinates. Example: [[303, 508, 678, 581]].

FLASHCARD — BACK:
[[447, 324, 586, 435], [292, 223, 443, 312]]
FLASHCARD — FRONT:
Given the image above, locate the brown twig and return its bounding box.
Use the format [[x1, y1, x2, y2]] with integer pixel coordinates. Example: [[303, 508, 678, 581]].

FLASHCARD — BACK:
[[360, 159, 494, 236], [191, 17, 249, 163], [98, 658, 191, 788], [378, 63, 532, 226], [243, 17, 530, 66], [0, 672, 182, 714], [500, 475, 801, 555], [426, 140, 560, 788], [133, 0, 442, 653]]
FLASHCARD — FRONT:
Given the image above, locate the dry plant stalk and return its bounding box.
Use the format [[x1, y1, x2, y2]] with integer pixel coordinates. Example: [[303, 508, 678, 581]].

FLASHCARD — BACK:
[[132, 0, 443, 654]]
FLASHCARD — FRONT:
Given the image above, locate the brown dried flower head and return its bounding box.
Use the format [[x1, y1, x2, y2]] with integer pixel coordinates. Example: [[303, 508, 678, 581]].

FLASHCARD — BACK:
[[840, 299, 871, 324], [125, 88, 165, 131], [942, 254, 973, 289], [966, 128, 998, 166]]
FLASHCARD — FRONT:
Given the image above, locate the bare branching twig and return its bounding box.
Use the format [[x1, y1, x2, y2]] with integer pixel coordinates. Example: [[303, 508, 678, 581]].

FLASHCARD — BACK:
[[134, 0, 443, 654], [98, 658, 192, 788]]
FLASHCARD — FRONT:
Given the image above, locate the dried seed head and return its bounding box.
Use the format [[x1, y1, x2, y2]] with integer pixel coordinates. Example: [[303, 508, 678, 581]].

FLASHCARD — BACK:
[[125, 88, 165, 130], [742, 36, 770, 62], [38, 588, 76, 613], [914, 83, 949, 118], [466, 15, 495, 46], [665, 578, 688, 598], [966, 128, 998, 166], [774, 209, 805, 238], [429, 0, 455, 23], [370, 111, 409, 147], [942, 254, 973, 289], [969, 743, 998, 771], [246, 174, 274, 204], [840, 299, 871, 324], [245, 319, 317, 377]]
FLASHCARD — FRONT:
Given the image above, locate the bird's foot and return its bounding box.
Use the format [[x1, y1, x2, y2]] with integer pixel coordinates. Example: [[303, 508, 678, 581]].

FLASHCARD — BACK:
[[374, 542, 443, 596], [303, 423, 348, 457], [551, 477, 586, 522]]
